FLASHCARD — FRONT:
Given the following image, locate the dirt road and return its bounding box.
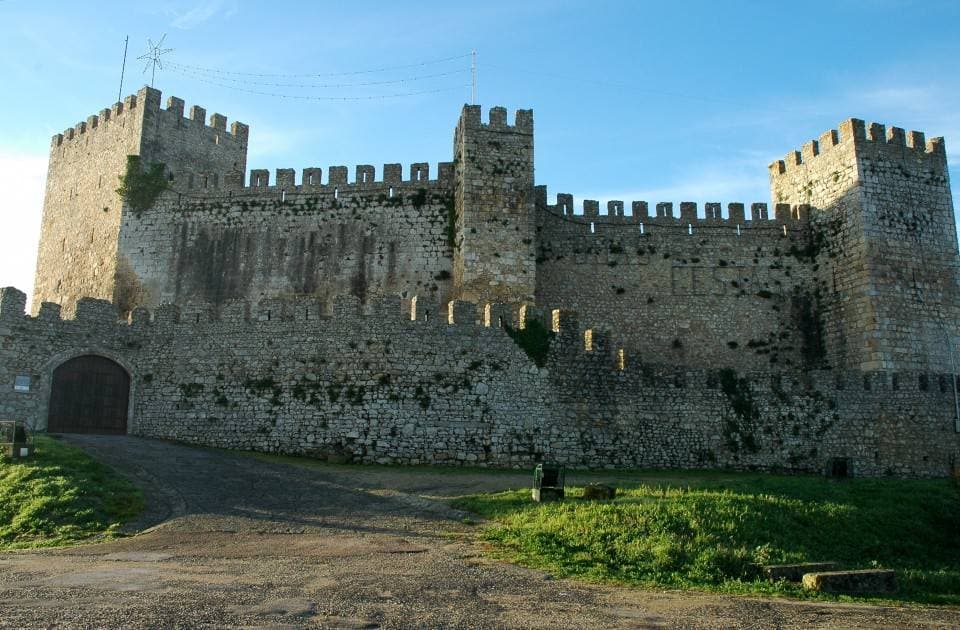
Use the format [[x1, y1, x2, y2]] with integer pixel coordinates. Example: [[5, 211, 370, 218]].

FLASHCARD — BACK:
[[0, 436, 957, 628]]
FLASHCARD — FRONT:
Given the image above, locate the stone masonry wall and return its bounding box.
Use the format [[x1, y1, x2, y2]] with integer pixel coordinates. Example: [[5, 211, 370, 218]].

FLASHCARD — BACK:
[[116, 163, 456, 312], [453, 105, 537, 304], [771, 119, 959, 372], [34, 86, 250, 317], [138, 87, 248, 186], [32, 93, 145, 315], [2, 286, 957, 478], [535, 196, 820, 372]]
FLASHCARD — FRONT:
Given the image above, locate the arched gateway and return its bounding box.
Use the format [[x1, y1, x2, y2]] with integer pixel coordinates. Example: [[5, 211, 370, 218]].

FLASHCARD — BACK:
[[47, 355, 130, 434]]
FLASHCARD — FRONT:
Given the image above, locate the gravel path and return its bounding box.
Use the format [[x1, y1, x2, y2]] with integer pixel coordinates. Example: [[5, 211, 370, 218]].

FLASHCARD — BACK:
[[1, 435, 958, 629]]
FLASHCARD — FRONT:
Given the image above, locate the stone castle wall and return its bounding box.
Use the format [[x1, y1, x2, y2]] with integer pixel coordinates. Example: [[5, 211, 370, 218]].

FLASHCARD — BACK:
[[32, 94, 145, 315], [2, 286, 957, 477], [535, 195, 819, 371], [116, 162, 457, 310], [20, 91, 960, 478], [31, 92, 960, 373], [771, 119, 959, 372], [34, 87, 250, 316], [453, 106, 537, 304]]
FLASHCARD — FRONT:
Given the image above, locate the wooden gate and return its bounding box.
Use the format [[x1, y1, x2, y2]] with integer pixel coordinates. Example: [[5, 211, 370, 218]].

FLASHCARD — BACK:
[[47, 355, 130, 434]]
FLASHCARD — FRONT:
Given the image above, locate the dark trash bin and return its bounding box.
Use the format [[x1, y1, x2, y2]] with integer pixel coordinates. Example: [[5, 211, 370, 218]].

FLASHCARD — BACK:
[[532, 463, 565, 502]]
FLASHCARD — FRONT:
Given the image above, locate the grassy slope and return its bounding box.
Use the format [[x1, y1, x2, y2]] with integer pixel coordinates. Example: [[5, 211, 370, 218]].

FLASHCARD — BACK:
[[452, 473, 960, 605], [0, 436, 143, 550]]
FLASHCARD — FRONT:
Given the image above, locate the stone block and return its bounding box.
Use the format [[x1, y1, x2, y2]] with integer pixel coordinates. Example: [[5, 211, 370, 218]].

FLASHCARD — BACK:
[[764, 562, 838, 582], [801, 569, 897, 594], [582, 484, 616, 500]]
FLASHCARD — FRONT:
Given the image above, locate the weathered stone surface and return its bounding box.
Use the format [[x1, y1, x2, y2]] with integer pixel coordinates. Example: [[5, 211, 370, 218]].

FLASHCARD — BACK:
[[764, 562, 839, 582], [802, 569, 897, 594], [13, 92, 960, 478], [1, 292, 958, 477]]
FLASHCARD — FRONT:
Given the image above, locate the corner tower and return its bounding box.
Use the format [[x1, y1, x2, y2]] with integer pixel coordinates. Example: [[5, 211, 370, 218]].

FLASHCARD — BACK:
[[33, 86, 248, 316], [452, 105, 536, 305], [770, 119, 959, 371]]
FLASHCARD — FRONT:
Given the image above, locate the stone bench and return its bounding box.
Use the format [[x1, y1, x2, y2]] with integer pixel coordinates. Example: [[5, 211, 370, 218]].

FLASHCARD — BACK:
[[763, 562, 839, 582], [802, 569, 897, 594]]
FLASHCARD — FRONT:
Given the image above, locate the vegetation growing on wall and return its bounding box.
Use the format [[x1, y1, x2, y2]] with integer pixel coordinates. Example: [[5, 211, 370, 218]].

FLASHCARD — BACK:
[[718, 368, 760, 452], [445, 196, 459, 250], [791, 287, 827, 368], [505, 319, 555, 367], [116, 155, 169, 215]]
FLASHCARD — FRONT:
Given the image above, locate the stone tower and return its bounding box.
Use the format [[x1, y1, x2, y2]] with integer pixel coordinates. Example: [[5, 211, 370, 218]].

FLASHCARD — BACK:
[[452, 105, 536, 305], [770, 119, 959, 371], [32, 86, 248, 315]]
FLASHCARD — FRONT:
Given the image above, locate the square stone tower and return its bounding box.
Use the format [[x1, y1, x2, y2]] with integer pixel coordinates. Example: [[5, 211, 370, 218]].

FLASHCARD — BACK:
[[452, 105, 536, 305], [770, 120, 958, 371], [32, 86, 248, 316]]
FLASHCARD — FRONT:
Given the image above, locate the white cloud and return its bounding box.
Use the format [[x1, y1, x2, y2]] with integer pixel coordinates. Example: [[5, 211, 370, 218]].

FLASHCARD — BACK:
[[169, 0, 238, 30], [0, 152, 46, 310]]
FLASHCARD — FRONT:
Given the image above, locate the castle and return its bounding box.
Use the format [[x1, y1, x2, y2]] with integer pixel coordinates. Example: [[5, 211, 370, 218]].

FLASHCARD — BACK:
[[1, 85, 958, 477]]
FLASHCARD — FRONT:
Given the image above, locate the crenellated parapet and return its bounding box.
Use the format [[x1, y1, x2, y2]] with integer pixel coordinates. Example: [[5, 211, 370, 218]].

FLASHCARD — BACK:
[[50, 87, 248, 151], [769, 118, 947, 181], [178, 161, 456, 196], [457, 104, 534, 135], [542, 302, 959, 396], [538, 191, 810, 234], [1, 286, 526, 338]]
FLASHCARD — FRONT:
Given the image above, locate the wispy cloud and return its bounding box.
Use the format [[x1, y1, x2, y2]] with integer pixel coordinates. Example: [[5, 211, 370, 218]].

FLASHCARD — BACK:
[[168, 0, 238, 30], [562, 154, 769, 216]]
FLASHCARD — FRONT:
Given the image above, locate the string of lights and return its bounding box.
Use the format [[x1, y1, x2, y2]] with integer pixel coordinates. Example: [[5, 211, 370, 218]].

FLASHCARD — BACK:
[[165, 53, 472, 79], [166, 65, 469, 90], [164, 65, 470, 101]]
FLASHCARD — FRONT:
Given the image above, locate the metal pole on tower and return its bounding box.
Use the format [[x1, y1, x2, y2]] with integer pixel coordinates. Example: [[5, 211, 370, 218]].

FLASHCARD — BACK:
[[471, 50, 477, 105], [118, 35, 129, 103]]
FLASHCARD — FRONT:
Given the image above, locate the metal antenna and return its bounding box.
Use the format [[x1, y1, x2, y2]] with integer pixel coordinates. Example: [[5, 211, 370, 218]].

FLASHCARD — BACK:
[[117, 35, 129, 103], [471, 50, 477, 104], [137, 34, 173, 88]]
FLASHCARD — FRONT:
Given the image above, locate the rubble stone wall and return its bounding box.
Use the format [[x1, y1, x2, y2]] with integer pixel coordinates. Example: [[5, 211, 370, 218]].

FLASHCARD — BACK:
[[2, 287, 957, 478]]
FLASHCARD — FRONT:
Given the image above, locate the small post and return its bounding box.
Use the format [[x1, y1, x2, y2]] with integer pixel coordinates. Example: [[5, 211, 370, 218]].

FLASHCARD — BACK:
[[118, 35, 129, 104]]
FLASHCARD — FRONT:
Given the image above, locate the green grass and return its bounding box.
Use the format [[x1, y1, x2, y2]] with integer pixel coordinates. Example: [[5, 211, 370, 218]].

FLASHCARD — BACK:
[[452, 473, 960, 605], [0, 436, 143, 550]]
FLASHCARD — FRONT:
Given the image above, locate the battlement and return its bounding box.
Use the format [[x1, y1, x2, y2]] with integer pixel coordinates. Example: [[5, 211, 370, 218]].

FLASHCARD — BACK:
[[2, 285, 521, 336], [50, 92, 141, 149], [769, 118, 947, 178], [539, 191, 809, 231], [49, 86, 248, 151], [18, 282, 950, 396], [176, 161, 456, 195], [154, 89, 249, 142], [546, 306, 958, 395], [457, 104, 534, 134]]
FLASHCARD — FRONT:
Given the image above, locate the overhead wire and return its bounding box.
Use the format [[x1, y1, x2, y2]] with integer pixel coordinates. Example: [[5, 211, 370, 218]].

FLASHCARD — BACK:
[[163, 52, 473, 101], [164, 67, 470, 100], [483, 62, 748, 107]]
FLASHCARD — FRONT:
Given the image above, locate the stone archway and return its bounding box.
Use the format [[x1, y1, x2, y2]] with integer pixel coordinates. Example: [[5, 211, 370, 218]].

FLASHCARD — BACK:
[[47, 355, 130, 434]]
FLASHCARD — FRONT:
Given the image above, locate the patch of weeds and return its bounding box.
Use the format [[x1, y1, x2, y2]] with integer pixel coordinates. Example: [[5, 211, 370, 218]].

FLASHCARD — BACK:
[[504, 319, 555, 367]]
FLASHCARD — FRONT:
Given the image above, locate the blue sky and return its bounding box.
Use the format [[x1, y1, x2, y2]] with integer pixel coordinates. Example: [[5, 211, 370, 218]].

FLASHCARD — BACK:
[[1, 0, 958, 301]]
